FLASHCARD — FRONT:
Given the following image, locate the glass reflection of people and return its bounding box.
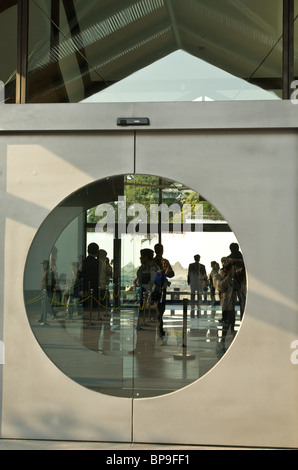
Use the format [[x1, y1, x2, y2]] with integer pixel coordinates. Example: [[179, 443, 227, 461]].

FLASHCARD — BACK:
[[98, 249, 112, 317], [58, 273, 67, 306], [152, 259, 171, 343], [49, 246, 58, 306], [133, 277, 142, 303], [187, 254, 207, 315], [105, 257, 113, 309], [226, 242, 246, 320], [130, 249, 158, 355], [218, 257, 238, 351], [209, 261, 220, 306], [39, 259, 54, 324], [137, 248, 159, 319], [80, 242, 99, 314], [153, 243, 174, 339], [66, 262, 82, 319]]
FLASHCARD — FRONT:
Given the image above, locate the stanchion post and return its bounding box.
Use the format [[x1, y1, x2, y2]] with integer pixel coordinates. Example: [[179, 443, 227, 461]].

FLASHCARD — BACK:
[[182, 297, 187, 349], [174, 298, 195, 360], [87, 289, 95, 326]]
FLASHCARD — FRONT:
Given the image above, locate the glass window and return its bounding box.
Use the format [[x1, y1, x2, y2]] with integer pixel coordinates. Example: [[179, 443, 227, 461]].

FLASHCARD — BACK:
[[24, 174, 247, 398], [25, 0, 283, 103], [294, 0, 298, 97], [27, 0, 85, 102], [0, 1, 18, 103]]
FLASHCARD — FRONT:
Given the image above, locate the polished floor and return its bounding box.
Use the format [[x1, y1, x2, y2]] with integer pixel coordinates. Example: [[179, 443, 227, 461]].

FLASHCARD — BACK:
[[27, 293, 241, 399]]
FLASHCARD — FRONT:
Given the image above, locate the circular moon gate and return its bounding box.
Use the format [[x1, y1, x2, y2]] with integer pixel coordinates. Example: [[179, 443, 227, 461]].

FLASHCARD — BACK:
[[24, 174, 246, 398]]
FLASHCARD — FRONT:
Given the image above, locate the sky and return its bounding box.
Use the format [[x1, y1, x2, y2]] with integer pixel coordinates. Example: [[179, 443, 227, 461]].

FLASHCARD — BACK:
[[82, 49, 280, 103]]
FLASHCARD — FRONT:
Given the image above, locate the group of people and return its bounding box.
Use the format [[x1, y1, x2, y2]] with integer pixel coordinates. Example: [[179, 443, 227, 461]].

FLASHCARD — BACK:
[[39, 240, 246, 351], [39, 242, 113, 323], [135, 243, 175, 340], [187, 243, 246, 349], [135, 242, 246, 347], [79, 242, 113, 318]]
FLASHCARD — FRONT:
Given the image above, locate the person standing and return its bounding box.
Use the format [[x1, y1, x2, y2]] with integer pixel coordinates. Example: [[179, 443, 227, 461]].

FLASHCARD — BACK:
[[226, 243, 246, 320], [153, 243, 175, 279], [39, 259, 55, 324], [81, 242, 99, 313], [187, 254, 207, 315], [218, 257, 237, 352], [98, 249, 112, 317]]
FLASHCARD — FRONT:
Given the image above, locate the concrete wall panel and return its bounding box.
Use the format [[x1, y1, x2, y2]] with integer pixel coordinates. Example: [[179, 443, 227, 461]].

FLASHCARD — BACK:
[[0, 102, 297, 447]]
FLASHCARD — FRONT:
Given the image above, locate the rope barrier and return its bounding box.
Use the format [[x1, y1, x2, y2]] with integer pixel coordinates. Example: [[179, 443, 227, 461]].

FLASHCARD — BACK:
[[25, 289, 141, 311], [25, 294, 43, 304]]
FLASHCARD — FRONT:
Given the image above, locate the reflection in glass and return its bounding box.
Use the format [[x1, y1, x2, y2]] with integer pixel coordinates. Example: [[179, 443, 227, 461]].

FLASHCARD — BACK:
[[26, 0, 283, 103], [24, 175, 246, 398], [0, 1, 17, 103]]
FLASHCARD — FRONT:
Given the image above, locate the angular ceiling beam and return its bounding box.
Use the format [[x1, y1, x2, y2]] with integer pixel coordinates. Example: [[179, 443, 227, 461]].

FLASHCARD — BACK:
[[50, 0, 69, 102], [80, 18, 173, 80], [62, 0, 93, 96], [164, 0, 182, 49], [91, 0, 165, 25]]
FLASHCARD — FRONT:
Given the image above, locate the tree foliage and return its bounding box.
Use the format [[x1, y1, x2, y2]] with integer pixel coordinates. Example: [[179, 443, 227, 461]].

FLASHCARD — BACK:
[[87, 176, 223, 224]]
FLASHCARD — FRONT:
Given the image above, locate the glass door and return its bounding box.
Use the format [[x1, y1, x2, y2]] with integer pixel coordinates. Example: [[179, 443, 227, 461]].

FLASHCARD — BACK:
[[24, 173, 246, 400]]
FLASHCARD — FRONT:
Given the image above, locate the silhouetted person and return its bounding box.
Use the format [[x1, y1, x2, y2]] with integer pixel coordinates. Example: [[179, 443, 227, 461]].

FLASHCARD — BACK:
[[187, 254, 207, 315], [153, 243, 175, 278], [227, 242, 243, 261], [81, 242, 99, 312], [130, 249, 158, 354], [39, 259, 55, 324], [98, 249, 112, 317], [152, 259, 171, 342], [153, 243, 174, 340], [218, 257, 239, 351], [137, 248, 159, 309], [226, 243, 246, 320]]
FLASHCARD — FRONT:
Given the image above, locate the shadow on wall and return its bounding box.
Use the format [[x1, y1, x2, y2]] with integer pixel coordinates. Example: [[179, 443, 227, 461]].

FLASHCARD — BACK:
[[4, 407, 131, 443]]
